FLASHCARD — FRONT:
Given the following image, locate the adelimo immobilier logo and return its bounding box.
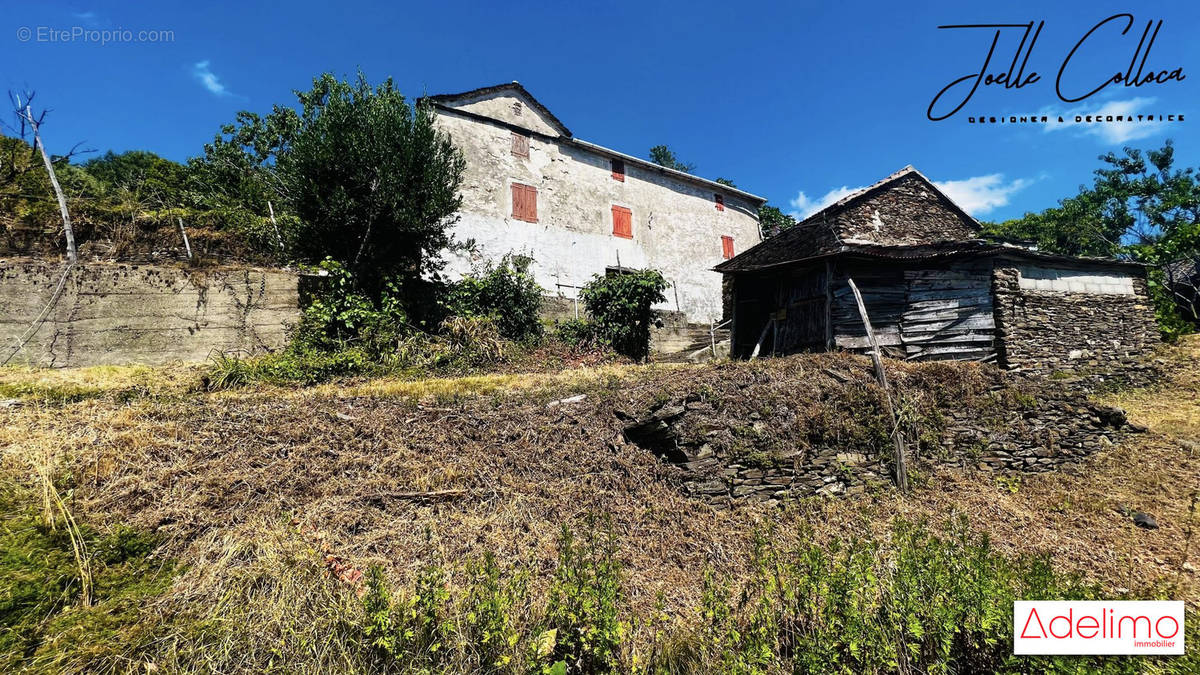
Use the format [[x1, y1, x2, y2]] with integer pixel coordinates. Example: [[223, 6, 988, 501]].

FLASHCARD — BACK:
[[1014, 601, 1185, 655]]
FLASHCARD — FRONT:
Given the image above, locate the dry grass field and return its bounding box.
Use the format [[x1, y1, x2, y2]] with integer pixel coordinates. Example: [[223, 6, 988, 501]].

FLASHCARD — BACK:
[[1, 339, 1198, 672]]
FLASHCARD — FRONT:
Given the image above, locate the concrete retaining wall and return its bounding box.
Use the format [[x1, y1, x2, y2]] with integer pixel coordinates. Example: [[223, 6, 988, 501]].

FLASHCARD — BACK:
[[0, 260, 299, 368]]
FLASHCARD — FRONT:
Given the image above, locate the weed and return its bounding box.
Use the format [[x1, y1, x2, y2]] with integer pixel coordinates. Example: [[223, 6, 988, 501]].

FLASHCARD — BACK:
[[996, 475, 1022, 494], [541, 517, 627, 673]]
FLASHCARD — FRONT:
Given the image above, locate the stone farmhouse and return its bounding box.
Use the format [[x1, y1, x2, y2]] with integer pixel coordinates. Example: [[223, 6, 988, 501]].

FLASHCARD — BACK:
[[715, 166, 1160, 372], [426, 82, 766, 325]]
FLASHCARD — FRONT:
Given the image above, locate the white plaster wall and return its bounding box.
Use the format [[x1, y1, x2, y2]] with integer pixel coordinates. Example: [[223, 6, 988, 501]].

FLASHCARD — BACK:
[[1017, 264, 1135, 295], [434, 108, 761, 323], [453, 92, 563, 137]]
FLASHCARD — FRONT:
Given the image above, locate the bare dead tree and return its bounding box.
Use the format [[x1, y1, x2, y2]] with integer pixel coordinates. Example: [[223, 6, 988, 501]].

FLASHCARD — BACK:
[[8, 91, 84, 262]]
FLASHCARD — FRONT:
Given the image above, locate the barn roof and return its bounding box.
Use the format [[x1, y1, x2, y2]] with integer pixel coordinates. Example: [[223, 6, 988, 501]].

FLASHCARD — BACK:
[[717, 238, 1145, 274], [715, 166, 1141, 274], [715, 165, 984, 273]]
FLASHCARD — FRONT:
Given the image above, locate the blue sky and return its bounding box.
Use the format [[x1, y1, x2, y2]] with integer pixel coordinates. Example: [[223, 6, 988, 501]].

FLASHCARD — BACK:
[[3, 0, 1197, 222]]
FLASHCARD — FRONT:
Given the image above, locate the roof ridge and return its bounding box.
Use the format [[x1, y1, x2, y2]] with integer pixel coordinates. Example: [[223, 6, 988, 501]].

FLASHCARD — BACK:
[[427, 82, 573, 137]]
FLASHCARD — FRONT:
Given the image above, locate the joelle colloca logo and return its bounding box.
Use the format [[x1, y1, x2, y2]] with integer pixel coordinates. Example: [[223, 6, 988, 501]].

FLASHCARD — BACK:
[[927, 14, 1186, 123]]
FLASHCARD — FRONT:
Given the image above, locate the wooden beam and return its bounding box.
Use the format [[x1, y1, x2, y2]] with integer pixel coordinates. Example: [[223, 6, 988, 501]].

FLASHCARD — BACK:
[[824, 260, 834, 350]]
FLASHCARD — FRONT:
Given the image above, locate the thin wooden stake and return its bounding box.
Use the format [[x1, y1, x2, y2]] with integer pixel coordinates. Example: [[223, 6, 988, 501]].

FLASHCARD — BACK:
[[267, 200, 284, 251], [847, 277, 909, 492], [23, 104, 76, 263], [177, 217, 193, 260], [749, 319, 772, 360]]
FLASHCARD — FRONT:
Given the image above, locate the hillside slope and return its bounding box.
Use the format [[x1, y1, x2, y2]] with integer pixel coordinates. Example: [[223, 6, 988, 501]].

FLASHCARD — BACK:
[[1, 342, 1198, 672]]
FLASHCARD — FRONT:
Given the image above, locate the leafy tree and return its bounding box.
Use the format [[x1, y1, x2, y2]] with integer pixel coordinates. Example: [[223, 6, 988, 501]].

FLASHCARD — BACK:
[[204, 72, 466, 322], [190, 108, 298, 215], [758, 204, 795, 238], [579, 269, 669, 360], [984, 140, 1200, 337], [280, 73, 465, 309], [82, 151, 190, 206], [648, 145, 695, 173]]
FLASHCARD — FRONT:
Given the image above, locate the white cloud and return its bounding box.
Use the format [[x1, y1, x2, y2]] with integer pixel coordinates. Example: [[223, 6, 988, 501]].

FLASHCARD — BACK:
[[1041, 97, 1166, 145], [72, 10, 104, 27], [789, 185, 864, 219], [192, 60, 231, 97], [789, 173, 1033, 220], [933, 174, 1032, 216]]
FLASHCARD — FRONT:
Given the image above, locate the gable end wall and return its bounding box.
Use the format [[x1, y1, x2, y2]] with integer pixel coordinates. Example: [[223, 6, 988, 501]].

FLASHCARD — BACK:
[[834, 174, 979, 245]]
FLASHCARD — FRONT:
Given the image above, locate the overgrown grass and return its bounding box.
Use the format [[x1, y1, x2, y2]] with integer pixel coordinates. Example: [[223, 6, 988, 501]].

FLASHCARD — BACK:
[[0, 487, 177, 673], [45, 514, 1183, 674]]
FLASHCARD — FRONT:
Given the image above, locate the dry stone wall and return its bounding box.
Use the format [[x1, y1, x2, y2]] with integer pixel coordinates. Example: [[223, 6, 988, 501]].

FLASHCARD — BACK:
[[0, 259, 299, 368], [622, 368, 1136, 507], [992, 266, 1159, 373]]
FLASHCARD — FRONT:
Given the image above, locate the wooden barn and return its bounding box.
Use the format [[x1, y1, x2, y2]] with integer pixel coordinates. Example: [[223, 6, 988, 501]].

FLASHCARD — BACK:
[[715, 167, 1160, 371]]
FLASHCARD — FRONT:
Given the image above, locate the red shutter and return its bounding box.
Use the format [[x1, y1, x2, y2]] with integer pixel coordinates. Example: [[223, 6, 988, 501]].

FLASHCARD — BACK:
[[715, 194, 725, 211], [611, 159, 625, 182], [512, 183, 537, 222], [721, 235, 734, 259], [612, 206, 632, 238]]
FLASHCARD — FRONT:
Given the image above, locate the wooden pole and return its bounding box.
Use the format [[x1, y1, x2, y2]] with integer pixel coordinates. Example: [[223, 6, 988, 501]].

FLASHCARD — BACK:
[[267, 201, 283, 252], [23, 104, 76, 263], [749, 319, 772, 360], [846, 277, 909, 492], [177, 217, 193, 260]]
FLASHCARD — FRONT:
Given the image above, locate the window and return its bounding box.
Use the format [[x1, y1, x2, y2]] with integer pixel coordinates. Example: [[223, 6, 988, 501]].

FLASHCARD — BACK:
[[511, 101, 523, 116], [721, 235, 735, 259], [511, 132, 529, 158], [512, 183, 538, 223], [715, 194, 725, 211], [612, 205, 632, 239], [611, 158, 625, 182]]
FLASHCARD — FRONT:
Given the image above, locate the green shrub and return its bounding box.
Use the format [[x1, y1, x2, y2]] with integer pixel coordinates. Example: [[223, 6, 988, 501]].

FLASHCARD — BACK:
[[449, 254, 545, 343], [294, 258, 409, 354], [204, 346, 381, 389], [554, 318, 602, 351], [462, 552, 528, 672], [362, 563, 456, 670], [540, 517, 626, 673], [579, 270, 669, 361]]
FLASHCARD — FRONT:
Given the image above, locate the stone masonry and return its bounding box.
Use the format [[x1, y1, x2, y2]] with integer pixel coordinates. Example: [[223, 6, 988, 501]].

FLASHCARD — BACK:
[[992, 266, 1160, 372], [622, 366, 1136, 507]]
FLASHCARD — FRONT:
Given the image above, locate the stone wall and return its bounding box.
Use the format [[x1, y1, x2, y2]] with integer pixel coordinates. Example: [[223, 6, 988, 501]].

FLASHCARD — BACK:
[[0, 259, 299, 368], [834, 172, 980, 245], [993, 265, 1160, 373], [621, 366, 1135, 507]]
